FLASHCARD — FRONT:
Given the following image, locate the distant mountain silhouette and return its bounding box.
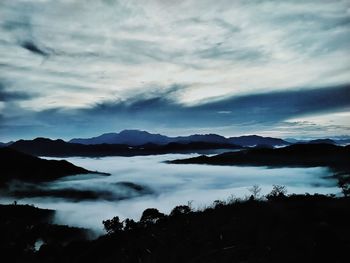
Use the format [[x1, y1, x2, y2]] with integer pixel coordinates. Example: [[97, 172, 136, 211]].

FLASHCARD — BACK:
[[70, 130, 172, 145], [227, 135, 289, 146], [0, 141, 13, 148], [169, 143, 350, 174], [305, 139, 336, 144], [173, 134, 229, 144], [10, 137, 130, 156], [285, 138, 336, 145], [335, 139, 350, 145], [9, 131, 349, 158], [285, 138, 350, 145], [305, 138, 350, 146], [70, 129, 290, 147], [0, 147, 106, 186], [10, 137, 241, 157]]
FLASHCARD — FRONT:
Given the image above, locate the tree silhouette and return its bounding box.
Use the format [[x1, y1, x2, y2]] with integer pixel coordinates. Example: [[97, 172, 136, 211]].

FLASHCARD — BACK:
[[248, 184, 262, 200], [170, 205, 191, 217], [338, 177, 350, 197], [140, 208, 165, 225], [102, 216, 123, 234], [124, 218, 138, 231], [266, 185, 287, 200]]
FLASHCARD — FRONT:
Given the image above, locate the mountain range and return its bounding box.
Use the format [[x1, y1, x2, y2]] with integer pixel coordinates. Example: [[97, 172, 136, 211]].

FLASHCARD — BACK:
[[2, 130, 350, 158], [8, 137, 241, 157], [69, 129, 290, 147]]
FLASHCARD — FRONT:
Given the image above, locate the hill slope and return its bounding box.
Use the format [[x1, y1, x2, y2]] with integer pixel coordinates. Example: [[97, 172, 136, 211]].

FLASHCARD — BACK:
[[169, 144, 350, 173], [0, 147, 103, 186]]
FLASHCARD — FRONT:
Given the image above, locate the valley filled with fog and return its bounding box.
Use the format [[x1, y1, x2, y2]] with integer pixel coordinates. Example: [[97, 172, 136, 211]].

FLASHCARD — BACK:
[[0, 154, 339, 234]]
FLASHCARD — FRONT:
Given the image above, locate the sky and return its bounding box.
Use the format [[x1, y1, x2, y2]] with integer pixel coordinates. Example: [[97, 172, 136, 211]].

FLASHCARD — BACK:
[[0, 0, 350, 141]]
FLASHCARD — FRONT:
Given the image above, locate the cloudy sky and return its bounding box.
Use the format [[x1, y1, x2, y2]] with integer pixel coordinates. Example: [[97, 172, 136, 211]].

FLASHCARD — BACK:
[[0, 0, 350, 141]]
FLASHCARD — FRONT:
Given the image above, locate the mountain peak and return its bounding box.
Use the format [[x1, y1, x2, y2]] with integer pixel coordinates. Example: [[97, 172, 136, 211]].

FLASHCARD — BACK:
[[118, 129, 152, 135], [32, 137, 66, 143], [70, 129, 171, 146]]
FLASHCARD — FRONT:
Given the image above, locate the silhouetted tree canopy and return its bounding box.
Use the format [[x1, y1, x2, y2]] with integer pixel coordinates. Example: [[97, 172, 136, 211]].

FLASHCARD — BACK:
[[338, 176, 350, 197], [248, 184, 262, 199], [140, 208, 165, 225], [170, 205, 191, 217], [266, 185, 287, 200], [102, 216, 123, 234], [123, 218, 138, 231]]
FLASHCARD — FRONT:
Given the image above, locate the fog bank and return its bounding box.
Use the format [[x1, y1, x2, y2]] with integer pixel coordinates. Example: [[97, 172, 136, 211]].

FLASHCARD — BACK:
[[0, 154, 339, 234]]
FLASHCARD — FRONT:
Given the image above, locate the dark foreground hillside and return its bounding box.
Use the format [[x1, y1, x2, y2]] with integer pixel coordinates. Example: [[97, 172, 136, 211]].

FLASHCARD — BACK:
[[5, 194, 349, 263], [0, 204, 91, 263]]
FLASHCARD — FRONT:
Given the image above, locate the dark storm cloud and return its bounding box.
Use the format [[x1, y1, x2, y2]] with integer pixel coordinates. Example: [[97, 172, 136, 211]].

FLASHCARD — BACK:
[[199, 84, 350, 121], [79, 84, 350, 128]]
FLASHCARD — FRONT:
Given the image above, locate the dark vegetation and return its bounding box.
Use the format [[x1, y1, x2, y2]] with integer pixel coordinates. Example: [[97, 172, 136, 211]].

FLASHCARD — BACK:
[[0, 204, 90, 263], [0, 147, 108, 187], [4, 191, 350, 263]]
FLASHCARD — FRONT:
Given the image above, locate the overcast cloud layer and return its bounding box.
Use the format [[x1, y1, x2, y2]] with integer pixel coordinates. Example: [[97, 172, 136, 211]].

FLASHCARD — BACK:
[[0, 0, 350, 140]]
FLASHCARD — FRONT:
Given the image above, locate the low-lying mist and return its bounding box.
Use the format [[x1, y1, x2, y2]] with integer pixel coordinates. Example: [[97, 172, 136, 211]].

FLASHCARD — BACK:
[[0, 154, 339, 234]]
